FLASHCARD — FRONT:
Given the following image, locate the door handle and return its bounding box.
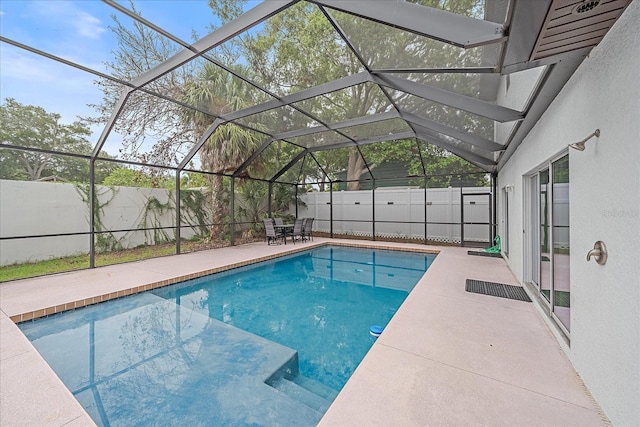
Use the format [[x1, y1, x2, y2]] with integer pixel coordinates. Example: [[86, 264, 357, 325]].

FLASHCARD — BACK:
[[587, 241, 607, 265]]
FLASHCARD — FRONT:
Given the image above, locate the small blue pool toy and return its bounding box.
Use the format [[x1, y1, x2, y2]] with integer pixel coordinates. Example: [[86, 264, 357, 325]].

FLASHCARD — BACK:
[[369, 325, 383, 337]]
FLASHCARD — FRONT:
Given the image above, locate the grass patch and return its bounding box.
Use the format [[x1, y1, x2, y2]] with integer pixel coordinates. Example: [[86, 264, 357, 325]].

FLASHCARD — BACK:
[[0, 254, 90, 282], [94, 244, 178, 267], [0, 241, 205, 282], [0, 236, 265, 283]]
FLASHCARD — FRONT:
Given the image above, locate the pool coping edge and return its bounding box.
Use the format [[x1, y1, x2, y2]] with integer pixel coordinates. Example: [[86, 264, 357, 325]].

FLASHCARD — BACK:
[[10, 242, 439, 324]]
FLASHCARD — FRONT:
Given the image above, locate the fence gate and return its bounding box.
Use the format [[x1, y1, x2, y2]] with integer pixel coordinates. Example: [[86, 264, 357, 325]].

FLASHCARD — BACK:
[[460, 192, 492, 247]]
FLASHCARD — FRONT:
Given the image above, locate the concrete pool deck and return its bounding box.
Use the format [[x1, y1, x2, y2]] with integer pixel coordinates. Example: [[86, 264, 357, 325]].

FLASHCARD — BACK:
[[0, 239, 607, 426]]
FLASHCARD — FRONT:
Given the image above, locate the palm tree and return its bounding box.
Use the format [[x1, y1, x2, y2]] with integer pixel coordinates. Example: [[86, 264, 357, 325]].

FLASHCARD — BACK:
[[183, 63, 263, 240]]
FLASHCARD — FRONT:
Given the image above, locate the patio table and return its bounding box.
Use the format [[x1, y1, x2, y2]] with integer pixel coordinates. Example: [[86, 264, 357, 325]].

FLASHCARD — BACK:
[[275, 224, 294, 244]]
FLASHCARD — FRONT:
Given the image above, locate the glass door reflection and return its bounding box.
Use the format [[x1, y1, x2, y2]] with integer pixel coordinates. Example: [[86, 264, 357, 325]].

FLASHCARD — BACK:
[[539, 168, 551, 304], [552, 155, 570, 331]]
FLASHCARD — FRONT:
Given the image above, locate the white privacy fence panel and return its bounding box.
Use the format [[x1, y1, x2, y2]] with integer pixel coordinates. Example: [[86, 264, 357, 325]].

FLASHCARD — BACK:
[[375, 187, 415, 237], [1, 180, 513, 266], [298, 187, 493, 243], [331, 190, 373, 236], [299, 191, 331, 236], [94, 185, 189, 250], [426, 187, 463, 243], [461, 193, 492, 244], [0, 180, 89, 266], [0, 180, 201, 266]]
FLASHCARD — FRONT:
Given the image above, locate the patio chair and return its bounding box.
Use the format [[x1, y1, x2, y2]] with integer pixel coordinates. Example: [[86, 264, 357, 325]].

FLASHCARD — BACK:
[[272, 217, 289, 241], [302, 217, 314, 242], [263, 218, 284, 245], [290, 218, 304, 244]]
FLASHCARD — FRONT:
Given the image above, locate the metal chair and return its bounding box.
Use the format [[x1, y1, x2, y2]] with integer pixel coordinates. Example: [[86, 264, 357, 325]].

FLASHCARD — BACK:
[[290, 218, 304, 244], [302, 217, 314, 241], [263, 218, 284, 245], [272, 217, 288, 241]]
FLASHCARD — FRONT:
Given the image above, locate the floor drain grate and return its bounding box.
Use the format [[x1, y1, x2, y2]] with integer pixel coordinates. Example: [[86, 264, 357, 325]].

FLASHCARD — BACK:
[[465, 279, 531, 302]]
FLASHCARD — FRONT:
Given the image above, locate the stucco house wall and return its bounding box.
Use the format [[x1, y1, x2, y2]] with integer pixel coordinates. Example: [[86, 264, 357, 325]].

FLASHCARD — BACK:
[[497, 2, 640, 425]]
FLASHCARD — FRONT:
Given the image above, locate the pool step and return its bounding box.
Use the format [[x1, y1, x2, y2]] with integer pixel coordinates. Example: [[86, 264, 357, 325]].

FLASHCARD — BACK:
[[270, 376, 336, 414], [290, 375, 339, 402]]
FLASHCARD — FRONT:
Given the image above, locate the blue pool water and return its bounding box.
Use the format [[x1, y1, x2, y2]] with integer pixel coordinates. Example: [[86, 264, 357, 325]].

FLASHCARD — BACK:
[[19, 246, 434, 426]]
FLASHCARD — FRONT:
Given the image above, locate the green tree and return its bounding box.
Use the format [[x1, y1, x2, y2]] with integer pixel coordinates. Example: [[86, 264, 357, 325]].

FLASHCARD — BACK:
[[208, 1, 390, 190], [85, 1, 196, 166], [182, 62, 266, 239], [0, 98, 114, 182], [364, 138, 487, 187], [90, 0, 491, 229], [207, 0, 489, 189], [233, 179, 268, 238], [102, 167, 175, 188], [182, 170, 210, 188], [92, 7, 270, 240]]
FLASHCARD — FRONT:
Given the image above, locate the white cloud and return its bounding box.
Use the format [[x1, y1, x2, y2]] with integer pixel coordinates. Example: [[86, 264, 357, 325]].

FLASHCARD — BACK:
[[75, 11, 107, 40], [1, 2, 113, 146], [0, 47, 56, 82], [7, 1, 111, 73], [35, 1, 107, 41], [1, 45, 101, 117]]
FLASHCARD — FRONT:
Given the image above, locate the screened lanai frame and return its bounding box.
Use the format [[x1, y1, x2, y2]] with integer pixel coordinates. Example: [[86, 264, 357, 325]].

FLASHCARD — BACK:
[[1, 0, 610, 271]]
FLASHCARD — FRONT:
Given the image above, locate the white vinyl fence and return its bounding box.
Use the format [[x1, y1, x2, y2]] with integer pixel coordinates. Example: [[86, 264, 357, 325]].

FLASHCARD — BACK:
[[0, 180, 202, 266], [1, 180, 499, 266], [297, 186, 492, 244]]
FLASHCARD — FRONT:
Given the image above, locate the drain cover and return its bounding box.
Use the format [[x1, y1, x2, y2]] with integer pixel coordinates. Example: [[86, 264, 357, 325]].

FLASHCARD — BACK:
[[465, 279, 531, 302]]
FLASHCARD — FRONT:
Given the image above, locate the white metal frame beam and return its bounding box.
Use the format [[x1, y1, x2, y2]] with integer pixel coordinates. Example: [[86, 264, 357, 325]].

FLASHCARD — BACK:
[[373, 74, 524, 123], [308, 131, 417, 152], [177, 119, 224, 170], [414, 126, 495, 166], [89, 0, 590, 180], [220, 72, 370, 122], [130, 0, 297, 89], [415, 131, 494, 172], [399, 111, 504, 152], [497, 57, 584, 171], [272, 111, 400, 141], [312, 0, 506, 48]]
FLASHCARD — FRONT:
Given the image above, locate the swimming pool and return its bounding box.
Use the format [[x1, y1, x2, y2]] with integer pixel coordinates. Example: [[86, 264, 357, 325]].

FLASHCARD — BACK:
[[19, 246, 434, 426]]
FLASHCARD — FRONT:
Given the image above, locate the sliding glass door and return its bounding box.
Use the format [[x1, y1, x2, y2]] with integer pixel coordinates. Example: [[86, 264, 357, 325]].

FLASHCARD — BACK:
[[552, 156, 570, 331], [527, 154, 570, 334], [529, 174, 540, 287], [540, 169, 551, 303]]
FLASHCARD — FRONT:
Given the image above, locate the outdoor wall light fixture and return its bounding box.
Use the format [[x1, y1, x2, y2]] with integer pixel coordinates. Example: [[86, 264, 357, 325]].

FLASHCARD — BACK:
[[569, 129, 600, 151]]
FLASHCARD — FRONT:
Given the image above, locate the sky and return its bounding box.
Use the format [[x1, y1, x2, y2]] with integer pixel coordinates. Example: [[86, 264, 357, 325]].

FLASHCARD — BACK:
[[0, 0, 240, 157]]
